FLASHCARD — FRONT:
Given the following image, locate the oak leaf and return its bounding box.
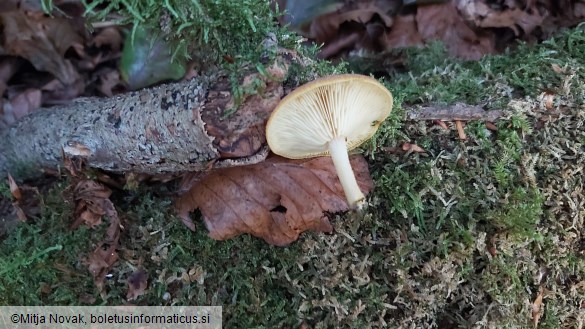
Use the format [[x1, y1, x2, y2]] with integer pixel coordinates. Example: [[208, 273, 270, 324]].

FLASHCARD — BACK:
[[176, 155, 373, 246]]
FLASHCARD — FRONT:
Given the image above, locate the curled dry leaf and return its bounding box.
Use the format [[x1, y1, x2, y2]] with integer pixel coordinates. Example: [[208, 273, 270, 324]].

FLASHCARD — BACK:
[[6, 173, 40, 222], [91, 27, 123, 52], [77, 181, 121, 298], [402, 143, 426, 153], [176, 155, 374, 246], [485, 121, 498, 131], [7, 173, 21, 200], [0, 11, 83, 85], [434, 120, 449, 130], [71, 180, 117, 229], [456, 0, 544, 35], [532, 286, 545, 327], [126, 268, 148, 301], [85, 243, 118, 296]]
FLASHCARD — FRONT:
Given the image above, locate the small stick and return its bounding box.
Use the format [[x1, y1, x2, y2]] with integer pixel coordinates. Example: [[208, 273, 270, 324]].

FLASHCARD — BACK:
[[434, 120, 449, 130], [406, 103, 503, 122], [455, 120, 467, 140]]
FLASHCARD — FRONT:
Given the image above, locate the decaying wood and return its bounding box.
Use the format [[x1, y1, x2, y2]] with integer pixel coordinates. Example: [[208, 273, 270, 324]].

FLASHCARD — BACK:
[[0, 63, 286, 179], [406, 102, 503, 122]]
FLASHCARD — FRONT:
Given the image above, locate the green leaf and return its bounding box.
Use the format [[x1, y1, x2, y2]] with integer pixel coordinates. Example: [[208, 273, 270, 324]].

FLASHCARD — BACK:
[[119, 26, 187, 90]]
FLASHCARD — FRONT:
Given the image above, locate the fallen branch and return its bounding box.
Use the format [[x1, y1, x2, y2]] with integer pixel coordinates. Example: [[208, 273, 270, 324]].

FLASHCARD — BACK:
[[406, 102, 503, 122], [0, 58, 289, 179]]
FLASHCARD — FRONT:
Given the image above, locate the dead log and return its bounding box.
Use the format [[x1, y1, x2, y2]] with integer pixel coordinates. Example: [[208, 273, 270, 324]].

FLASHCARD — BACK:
[[0, 61, 288, 179]]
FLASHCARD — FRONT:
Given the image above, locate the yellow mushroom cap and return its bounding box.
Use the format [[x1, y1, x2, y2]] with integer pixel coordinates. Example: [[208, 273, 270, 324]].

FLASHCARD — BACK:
[[266, 74, 393, 158]]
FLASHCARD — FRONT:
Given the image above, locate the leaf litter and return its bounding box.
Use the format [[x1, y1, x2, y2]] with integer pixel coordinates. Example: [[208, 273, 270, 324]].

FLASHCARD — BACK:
[[63, 162, 122, 299], [0, 2, 125, 127], [0, 0, 583, 324], [176, 155, 374, 246], [278, 0, 585, 61]]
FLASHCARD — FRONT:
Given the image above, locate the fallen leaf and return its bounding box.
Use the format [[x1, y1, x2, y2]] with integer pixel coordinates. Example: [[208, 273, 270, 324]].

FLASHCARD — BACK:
[[0, 11, 83, 85], [485, 121, 498, 131], [434, 120, 449, 130], [309, 1, 396, 43], [126, 268, 148, 301], [551, 63, 564, 74], [176, 155, 373, 246], [456, 0, 544, 35], [540, 91, 555, 110], [7, 173, 21, 200], [402, 143, 426, 153], [92, 27, 123, 52], [382, 14, 424, 49], [14, 206, 27, 222], [7, 88, 42, 120], [119, 26, 186, 90], [70, 180, 117, 229], [68, 177, 122, 299], [532, 286, 545, 327], [85, 243, 118, 296], [0, 57, 21, 97], [6, 174, 40, 222], [416, 2, 495, 60], [98, 70, 121, 97]]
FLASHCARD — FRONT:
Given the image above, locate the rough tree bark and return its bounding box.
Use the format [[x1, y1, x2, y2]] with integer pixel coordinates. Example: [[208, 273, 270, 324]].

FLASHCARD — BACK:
[[0, 60, 288, 179]]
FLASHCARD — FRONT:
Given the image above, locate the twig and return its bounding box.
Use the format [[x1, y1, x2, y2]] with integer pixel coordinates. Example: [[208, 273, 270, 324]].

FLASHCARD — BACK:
[[406, 103, 503, 122], [455, 120, 467, 140]]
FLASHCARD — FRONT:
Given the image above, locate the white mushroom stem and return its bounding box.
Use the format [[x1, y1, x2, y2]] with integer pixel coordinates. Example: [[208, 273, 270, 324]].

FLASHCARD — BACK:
[[328, 136, 365, 209]]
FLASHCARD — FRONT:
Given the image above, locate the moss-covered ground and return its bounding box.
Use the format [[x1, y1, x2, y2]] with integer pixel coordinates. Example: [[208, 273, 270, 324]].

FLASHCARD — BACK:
[[1, 1, 584, 327]]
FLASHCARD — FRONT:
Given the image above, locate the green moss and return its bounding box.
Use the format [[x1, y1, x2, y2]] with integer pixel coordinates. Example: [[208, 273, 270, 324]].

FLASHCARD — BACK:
[[391, 26, 585, 107], [2, 13, 585, 329], [0, 183, 97, 305]]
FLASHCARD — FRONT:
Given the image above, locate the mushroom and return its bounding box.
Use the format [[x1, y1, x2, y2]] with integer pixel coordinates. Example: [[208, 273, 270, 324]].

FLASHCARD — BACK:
[[266, 74, 393, 209]]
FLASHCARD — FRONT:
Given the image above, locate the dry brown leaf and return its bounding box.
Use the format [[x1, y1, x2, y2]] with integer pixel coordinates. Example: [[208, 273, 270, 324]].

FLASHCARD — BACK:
[[98, 70, 121, 97], [0, 57, 21, 97], [1, 88, 41, 127], [7, 173, 21, 200], [402, 143, 426, 153], [6, 174, 40, 222], [0, 11, 83, 85], [434, 120, 449, 130], [319, 32, 361, 59], [126, 268, 148, 301], [81, 187, 121, 299], [91, 27, 123, 52], [416, 2, 495, 60], [70, 180, 118, 229], [456, 0, 544, 35], [540, 91, 555, 110], [85, 243, 118, 295], [485, 121, 498, 131], [382, 14, 423, 50], [14, 206, 27, 222], [7, 88, 42, 120], [176, 155, 374, 246], [532, 286, 545, 327], [307, 1, 396, 44]]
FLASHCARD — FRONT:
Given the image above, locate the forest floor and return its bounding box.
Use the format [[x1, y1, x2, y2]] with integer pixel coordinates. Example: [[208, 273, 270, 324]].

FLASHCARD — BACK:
[[1, 1, 585, 328]]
